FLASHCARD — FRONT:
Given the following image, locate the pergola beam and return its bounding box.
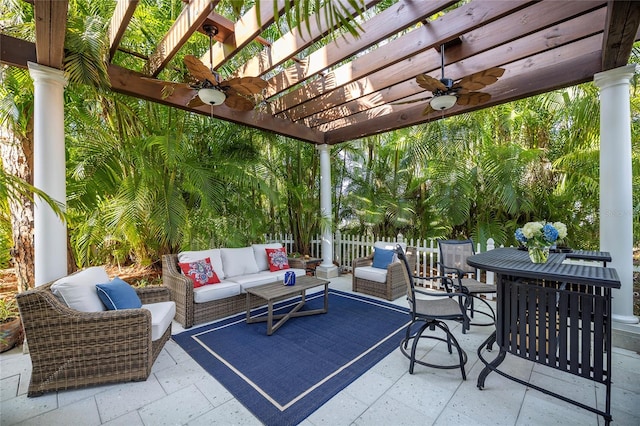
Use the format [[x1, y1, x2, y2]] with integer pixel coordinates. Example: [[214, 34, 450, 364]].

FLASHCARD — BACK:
[[0, 34, 37, 68], [601, 0, 640, 70], [145, 0, 217, 77], [107, 64, 324, 144], [33, 0, 68, 69], [108, 0, 139, 60]]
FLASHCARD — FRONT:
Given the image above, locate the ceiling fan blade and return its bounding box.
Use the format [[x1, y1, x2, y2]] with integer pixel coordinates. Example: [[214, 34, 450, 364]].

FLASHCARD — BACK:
[[416, 74, 447, 92], [221, 77, 268, 95], [187, 93, 205, 108], [184, 55, 217, 84], [453, 67, 505, 91], [456, 91, 491, 106], [391, 96, 433, 105], [224, 94, 255, 111]]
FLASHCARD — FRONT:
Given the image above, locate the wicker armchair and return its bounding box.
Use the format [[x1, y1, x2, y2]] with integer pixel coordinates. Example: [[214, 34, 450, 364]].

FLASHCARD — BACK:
[[352, 246, 417, 301], [16, 282, 172, 397]]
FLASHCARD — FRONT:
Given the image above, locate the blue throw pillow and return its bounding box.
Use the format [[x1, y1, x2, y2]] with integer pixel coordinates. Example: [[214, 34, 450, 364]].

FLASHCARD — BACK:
[[96, 277, 142, 310], [372, 248, 395, 269]]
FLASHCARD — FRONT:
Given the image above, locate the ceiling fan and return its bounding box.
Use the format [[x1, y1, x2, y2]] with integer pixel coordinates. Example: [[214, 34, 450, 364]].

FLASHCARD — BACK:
[[402, 44, 505, 115], [153, 24, 268, 111]]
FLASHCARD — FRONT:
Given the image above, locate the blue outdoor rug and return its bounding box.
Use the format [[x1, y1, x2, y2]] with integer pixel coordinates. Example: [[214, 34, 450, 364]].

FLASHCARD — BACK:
[[172, 289, 409, 426]]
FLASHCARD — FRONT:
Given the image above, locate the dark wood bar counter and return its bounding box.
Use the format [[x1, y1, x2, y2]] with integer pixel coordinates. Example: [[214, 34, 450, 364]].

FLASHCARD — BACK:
[[467, 248, 620, 425]]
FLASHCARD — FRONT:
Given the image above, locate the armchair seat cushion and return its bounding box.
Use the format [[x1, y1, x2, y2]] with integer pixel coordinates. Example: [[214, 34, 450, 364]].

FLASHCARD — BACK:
[[142, 301, 176, 341], [193, 281, 242, 303], [353, 265, 388, 283]]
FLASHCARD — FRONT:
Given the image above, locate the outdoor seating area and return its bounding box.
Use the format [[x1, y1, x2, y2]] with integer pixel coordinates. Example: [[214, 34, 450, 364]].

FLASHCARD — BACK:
[[1, 1, 639, 425], [2, 274, 640, 425]]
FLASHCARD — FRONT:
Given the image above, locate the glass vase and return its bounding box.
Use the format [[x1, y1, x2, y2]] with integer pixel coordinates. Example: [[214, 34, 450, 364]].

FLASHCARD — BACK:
[[528, 246, 549, 263]]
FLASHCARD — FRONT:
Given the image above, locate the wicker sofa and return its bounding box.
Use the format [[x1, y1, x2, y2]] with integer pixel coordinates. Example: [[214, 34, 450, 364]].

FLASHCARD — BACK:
[[352, 243, 417, 301], [162, 244, 307, 328], [16, 270, 174, 397]]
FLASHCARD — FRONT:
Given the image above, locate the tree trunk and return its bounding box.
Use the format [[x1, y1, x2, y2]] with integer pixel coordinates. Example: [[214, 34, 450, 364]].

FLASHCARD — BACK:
[[0, 124, 35, 292]]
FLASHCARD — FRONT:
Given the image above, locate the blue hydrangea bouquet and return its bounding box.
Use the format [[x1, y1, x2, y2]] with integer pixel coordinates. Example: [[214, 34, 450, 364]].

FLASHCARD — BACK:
[[515, 221, 567, 263]]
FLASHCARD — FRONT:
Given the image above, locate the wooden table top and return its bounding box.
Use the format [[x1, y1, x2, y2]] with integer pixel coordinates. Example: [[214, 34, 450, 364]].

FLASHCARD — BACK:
[[245, 275, 329, 301]]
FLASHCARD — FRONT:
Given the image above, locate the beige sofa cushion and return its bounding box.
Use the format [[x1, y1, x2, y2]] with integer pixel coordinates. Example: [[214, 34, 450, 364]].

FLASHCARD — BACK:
[[251, 243, 283, 271], [221, 247, 260, 277], [51, 266, 109, 312], [193, 281, 241, 303]]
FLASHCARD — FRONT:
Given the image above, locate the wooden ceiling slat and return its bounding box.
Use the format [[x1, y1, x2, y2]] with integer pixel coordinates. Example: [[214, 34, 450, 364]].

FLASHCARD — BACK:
[[271, 0, 534, 116], [263, 0, 458, 99], [233, 0, 381, 79], [145, 0, 217, 77], [33, 0, 68, 69], [108, 0, 139, 60], [107, 64, 324, 144], [200, 0, 288, 70], [304, 6, 606, 128], [324, 34, 603, 144], [601, 0, 640, 70]]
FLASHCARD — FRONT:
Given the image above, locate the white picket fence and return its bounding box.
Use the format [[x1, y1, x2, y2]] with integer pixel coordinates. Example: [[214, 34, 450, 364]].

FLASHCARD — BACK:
[[264, 232, 493, 283]]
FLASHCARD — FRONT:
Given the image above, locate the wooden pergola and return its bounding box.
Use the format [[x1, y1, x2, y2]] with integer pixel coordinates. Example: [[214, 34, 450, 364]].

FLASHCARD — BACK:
[[2, 0, 639, 145]]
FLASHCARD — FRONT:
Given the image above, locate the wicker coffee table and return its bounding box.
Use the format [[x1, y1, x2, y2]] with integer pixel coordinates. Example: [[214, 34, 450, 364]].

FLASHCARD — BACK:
[[245, 275, 330, 335]]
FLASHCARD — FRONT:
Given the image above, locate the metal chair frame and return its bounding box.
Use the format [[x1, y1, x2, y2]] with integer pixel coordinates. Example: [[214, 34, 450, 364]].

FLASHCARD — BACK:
[[438, 239, 497, 329], [396, 245, 470, 379]]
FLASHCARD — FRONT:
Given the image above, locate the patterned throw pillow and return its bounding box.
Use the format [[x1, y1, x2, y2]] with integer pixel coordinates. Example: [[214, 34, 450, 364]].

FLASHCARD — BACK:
[[178, 257, 221, 288], [265, 247, 290, 272]]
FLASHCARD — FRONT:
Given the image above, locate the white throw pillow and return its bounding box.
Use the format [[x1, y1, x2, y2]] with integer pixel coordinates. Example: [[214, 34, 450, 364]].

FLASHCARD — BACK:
[[251, 243, 283, 271], [51, 266, 109, 312], [178, 249, 225, 279], [221, 247, 260, 278]]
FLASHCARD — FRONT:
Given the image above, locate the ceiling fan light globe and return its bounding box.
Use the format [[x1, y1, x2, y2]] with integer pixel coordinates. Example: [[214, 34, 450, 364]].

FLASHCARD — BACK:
[[198, 88, 226, 105], [430, 94, 457, 110]]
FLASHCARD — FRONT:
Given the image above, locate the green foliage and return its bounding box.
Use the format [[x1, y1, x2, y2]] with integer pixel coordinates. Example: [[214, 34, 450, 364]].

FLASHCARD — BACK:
[[0, 297, 19, 322], [1, 0, 637, 274]]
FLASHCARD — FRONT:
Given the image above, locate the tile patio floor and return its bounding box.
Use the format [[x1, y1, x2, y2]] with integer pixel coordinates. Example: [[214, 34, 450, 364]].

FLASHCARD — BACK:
[[1, 275, 639, 425]]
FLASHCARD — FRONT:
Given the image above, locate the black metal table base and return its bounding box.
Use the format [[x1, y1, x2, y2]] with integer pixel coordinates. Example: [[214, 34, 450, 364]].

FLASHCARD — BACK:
[[477, 332, 612, 425]]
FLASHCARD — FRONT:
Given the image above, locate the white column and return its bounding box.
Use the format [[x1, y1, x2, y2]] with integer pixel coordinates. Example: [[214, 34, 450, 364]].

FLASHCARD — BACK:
[[316, 144, 338, 278], [28, 62, 68, 286], [594, 64, 638, 324]]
